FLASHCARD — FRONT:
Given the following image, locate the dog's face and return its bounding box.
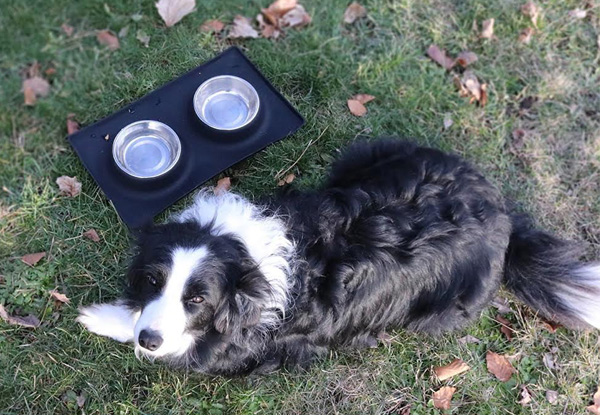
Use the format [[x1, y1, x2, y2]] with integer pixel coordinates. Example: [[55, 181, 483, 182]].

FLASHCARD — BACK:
[[125, 222, 272, 360]]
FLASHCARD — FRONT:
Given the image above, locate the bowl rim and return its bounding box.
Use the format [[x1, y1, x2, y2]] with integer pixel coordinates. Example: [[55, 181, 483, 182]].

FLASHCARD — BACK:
[[112, 119, 182, 179], [193, 75, 260, 131]]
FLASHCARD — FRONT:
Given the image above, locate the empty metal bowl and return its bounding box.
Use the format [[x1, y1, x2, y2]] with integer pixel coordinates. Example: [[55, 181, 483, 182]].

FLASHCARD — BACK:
[[193, 75, 260, 130], [112, 120, 181, 179]]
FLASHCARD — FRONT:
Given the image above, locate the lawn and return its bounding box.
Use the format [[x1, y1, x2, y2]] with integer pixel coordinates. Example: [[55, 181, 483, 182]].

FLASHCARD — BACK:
[[1, 0, 600, 413]]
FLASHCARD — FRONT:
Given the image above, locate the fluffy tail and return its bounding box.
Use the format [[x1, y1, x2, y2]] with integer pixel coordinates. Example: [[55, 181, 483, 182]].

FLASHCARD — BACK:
[[503, 214, 600, 329]]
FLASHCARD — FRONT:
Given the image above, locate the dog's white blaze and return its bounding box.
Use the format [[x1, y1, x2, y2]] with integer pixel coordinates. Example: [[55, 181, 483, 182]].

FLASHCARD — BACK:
[[558, 264, 600, 329], [134, 247, 208, 358], [76, 302, 140, 343], [175, 190, 295, 328]]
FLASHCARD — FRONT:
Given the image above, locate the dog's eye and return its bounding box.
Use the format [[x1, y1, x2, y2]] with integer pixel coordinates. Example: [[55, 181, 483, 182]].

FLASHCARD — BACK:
[[187, 296, 204, 304], [146, 275, 158, 286]]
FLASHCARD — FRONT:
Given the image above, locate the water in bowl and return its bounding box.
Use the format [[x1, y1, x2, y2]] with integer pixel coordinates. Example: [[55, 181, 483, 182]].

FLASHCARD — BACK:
[[202, 91, 249, 130], [123, 135, 172, 177]]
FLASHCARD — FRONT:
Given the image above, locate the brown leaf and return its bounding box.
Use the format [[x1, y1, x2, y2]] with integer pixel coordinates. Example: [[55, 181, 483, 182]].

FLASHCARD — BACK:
[[518, 27, 534, 44], [200, 19, 225, 33], [454, 51, 478, 68], [518, 386, 532, 406], [96, 30, 120, 50], [351, 94, 375, 105], [257, 14, 282, 39], [491, 296, 512, 314], [543, 352, 557, 370], [486, 351, 517, 382], [343, 2, 367, 24], [83, 229, 101, 242], [22, 76, 50, 106], [480, 18, 494, 39], [45, 67, 56, 76], [456, 71, 487, 107], [61, 23, 74, 36], [568, 8, 587, 19], [228, 15, 259, 39], [427, 45, 455, 70], [496, 314, 513, 341], [433, 358, 471, 381], [50, 289, 70, 304], [545, 390, 558, 405], [587, 387, 600, 414], [56, 175, 82, 197], [541, 319, 561, 333], [432, 386, 456, 410], [24, 86, 36, 106], [214, 177, 231, 195], [458, 334, 481, 344], [521, 2, 540, 27], [156, 0, 196, 27], [347, 99, 367, 117], [0, 305, 40, 328], [277, 173, 296, 186], [264, 0, 297, 18], [281, 5, 311, 28], [66, 114, 79, 135], [22, 252, 46, 266]]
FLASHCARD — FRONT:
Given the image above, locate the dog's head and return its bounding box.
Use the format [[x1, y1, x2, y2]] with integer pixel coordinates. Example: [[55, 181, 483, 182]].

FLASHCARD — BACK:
[[125, 221, 280, 360]]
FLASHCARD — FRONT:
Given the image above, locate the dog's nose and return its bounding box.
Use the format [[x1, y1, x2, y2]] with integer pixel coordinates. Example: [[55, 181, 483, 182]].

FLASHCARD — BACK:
[[138, 329, 163, 351]]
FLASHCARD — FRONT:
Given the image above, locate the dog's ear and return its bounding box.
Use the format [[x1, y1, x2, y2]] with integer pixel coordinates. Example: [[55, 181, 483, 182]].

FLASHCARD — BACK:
[[213, 267, 270, 334]]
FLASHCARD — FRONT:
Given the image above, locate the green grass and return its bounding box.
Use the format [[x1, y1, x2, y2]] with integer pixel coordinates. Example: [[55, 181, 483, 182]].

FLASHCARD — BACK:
[[1, 0, 600, 413]]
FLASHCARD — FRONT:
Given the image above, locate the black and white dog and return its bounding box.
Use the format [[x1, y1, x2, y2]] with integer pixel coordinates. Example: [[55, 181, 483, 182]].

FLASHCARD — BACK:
[[78, 139, 600, 376]]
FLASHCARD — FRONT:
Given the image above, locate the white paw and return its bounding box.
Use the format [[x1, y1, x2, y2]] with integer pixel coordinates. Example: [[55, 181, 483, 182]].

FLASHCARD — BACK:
[[77, 302, 139, 343]]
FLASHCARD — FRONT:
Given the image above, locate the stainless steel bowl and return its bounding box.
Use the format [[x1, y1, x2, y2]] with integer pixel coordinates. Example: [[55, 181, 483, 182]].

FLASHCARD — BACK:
[[193, 75, 260, 130], [112, 120, 181, 179]]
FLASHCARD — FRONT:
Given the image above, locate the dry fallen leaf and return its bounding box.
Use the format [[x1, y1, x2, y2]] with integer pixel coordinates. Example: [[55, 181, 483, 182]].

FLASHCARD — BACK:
[[518, 386, 532, 406], [200, 19, 225, 33], [427, 44, 455, 70], [546, 390, 558, 405], [486, 351, 517, 382], [458, 334, 480, 344], [214, 177, 231, 195], [587, 387, 600, 414], [281, 5, 311, 28], [257, 14, 281, 39], [264, 0, 297, 20], [541, 319, 561, 333], [76, 393, 86, 408], [351, 94, 375, 105], [454, 51, 478, 68], [0, 304, 41, 328], [61, 23, 74, 37], [432, 386, 456, 410], [50, 289, 70, 304], [137, 30, 151, 47], [228, 15, 259, 39], [343, 2, 367, 24], [22, 76, 50, 106], [443, 115, 453, 130], [480, 18, 495, 39], [518, 27, 534, 44], [433, 358, 471, 381], [22, 252, 46, 266], [277, 173, 296, 186], [83, 229, 101, 242], [56, 176, 82, 197], [568, 8, 587, 19], [347, 99, 367, 117], [543, 352, 557, 370], [67, 114, 79, 135], [491, 297, 512, 314], [156, 0, 196, 27], [455, 71, 488, 107], [521, 2, 540, 27], [24, 86, 36, 106], [496, 314, 513, 341], [96, 30, 120, 50]]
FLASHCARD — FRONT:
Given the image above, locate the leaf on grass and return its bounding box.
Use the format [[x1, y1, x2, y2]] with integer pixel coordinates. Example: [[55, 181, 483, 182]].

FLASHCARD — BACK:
[[200, 19, 225, 33], [486, 351, 517, 382], [541, 319, 561, 333], [458, 334, 480, 344], [281, 5, 311, 28], [454, 71, 488, 107], [568, 8, 587, 19], [76, 393, 86, 408], [343, 2, 367, 24], [510, 128, 526, 155], [67, 114, 79, 135], [264, 0, 297, 20], [495, 314, 513, 341], [277, 173, 296, 186], [587, 387, 600, 415], [156, 0, 196, 27], [427, 44, 455, 70], [518, 386, 532, 406], [0, 305, 40, 328], [432, 386, 456, 410], [351, 94, 375, 105], [137, 30, 150, 47], [50, 289, 70, 304], [83, 229, 101, 242], [56, 176, 82, 197], [214, 177, 231, 195], [347, 99, 367, 117], [521, 2, 540, 27], [454, 51, 478, 68], [434, 358, 471, 381], [257, 14, 281, 39], [480, 18, 494, 39], [61, 23, 74, 37], [22, 76, 50, 106], [96, 30, 120, 50], [518, 27, 534, 44], [546, 390, 558, 405], [22, 252, 46, 266], [228, 15, 259, 39]]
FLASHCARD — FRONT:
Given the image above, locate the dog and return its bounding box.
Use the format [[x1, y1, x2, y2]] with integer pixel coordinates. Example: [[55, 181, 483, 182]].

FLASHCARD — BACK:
[[77, 139, 600, 376]]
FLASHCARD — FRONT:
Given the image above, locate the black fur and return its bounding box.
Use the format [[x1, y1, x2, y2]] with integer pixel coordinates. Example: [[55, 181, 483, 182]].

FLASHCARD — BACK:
[[124, 139, 595, 376]]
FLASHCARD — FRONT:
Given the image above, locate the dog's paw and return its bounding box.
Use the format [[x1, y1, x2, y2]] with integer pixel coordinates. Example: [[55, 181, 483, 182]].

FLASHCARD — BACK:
[[77, 302, 139, 343]]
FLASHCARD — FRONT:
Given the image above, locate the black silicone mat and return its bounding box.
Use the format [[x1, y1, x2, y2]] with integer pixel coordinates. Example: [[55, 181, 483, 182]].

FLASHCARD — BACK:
[[68, 47, 305, 228]]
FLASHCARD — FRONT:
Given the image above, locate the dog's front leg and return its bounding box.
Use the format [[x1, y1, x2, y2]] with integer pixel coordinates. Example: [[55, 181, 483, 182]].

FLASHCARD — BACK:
[[77, 301, 140, 343]]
